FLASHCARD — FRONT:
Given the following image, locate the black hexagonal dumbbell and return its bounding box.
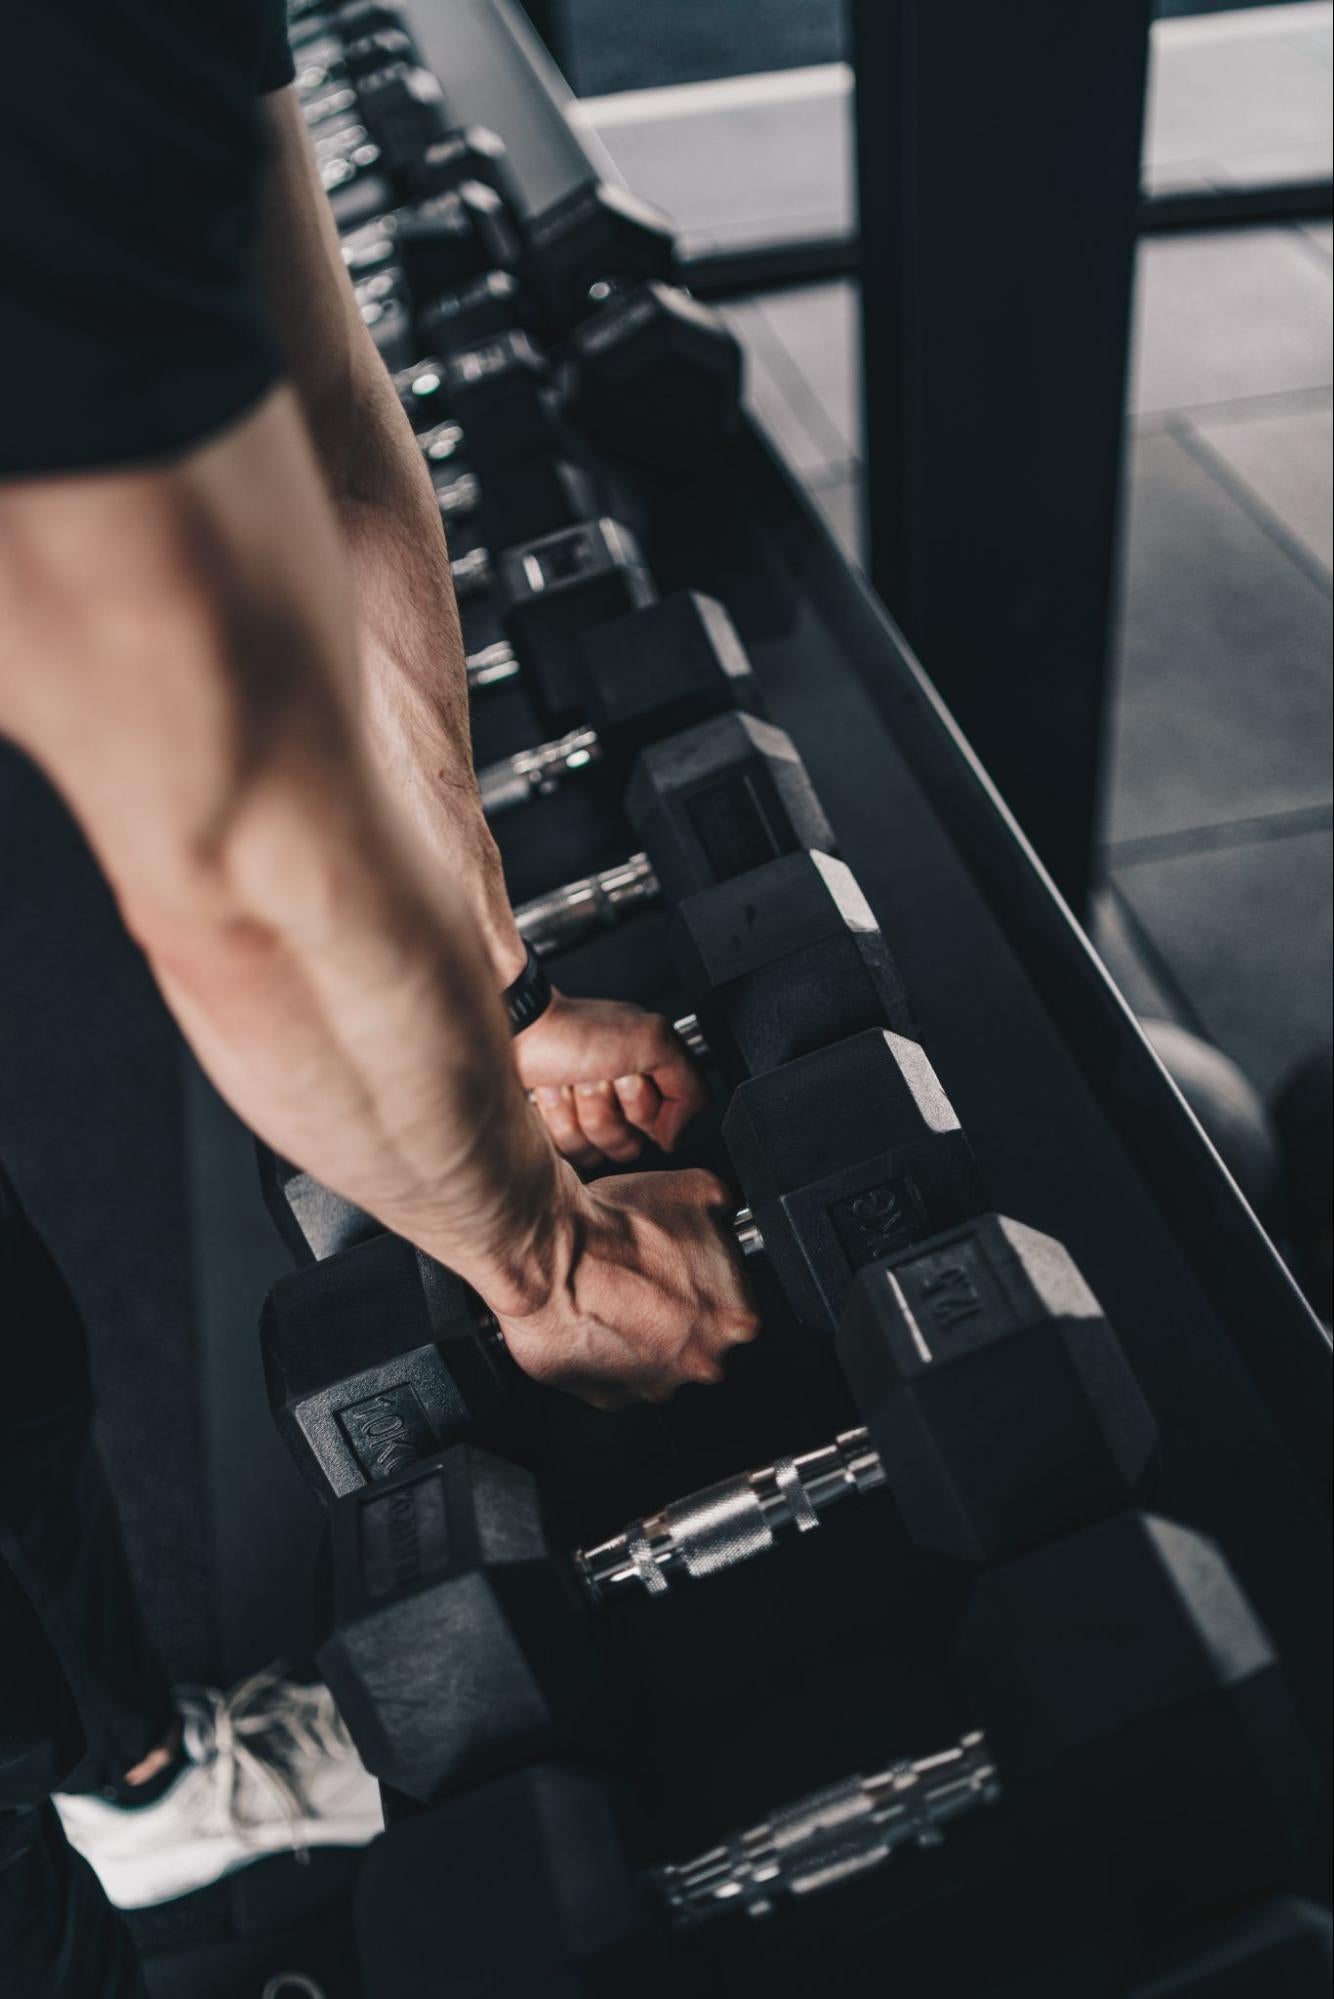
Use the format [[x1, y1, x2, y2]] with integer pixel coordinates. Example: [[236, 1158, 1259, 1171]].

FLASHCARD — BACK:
[[314, 1218, 1155, 1802], [261, 1030, 982, 1532], [473, 591, 760, 817], [261, 1231, 518, 1501], [350, 1515, 1320, 1997], [510, 709, 835, 958], [721, 1026, 985, 1334]]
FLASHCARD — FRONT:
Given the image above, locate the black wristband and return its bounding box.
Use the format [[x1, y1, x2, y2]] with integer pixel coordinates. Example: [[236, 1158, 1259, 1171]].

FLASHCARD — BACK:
[[502, 944, 553, 1036]]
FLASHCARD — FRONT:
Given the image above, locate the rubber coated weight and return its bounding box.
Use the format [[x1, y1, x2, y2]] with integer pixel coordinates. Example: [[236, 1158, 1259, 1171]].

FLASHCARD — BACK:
[[722, 1028, 985, 1332], [668, 850, 915, 1086]]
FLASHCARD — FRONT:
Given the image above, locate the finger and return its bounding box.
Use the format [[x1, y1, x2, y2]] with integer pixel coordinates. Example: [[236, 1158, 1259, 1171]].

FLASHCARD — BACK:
[[644, 1041, 710, 1152], [679, 1349, 727, 1387], [573, 1082, 644, 1165], [612, 1071, 663, 1141], [534, 1086, 602, 1169]]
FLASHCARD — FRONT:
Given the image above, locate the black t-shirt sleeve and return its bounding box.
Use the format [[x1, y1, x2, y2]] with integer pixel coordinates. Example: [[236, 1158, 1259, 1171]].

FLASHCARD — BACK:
[[0, 0, 294, 477]]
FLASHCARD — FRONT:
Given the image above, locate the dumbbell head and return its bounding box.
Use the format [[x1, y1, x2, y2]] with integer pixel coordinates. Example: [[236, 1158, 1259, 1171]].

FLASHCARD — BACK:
[[559, 590, 757, 744], [670, 850, 915, 1085], [261, 1235, 513, 1501], [573, 282, 743, 470], [414, 124, 521, 212], [960, 1513, 1320, 1922], [525, 182, 676, 333], [395, 181, 520, 303], [625, 713, 834, 905], [353, 63, 453, 188], [256, 1145, 377, 1263], [354, 1765, 655, 1999], [836, 1216, 1157, 1564], [318, 1445, 604, 1801], [723, 1028, 985, 1331], [417, 268, 523, 360], [497, 518, 655, 712]]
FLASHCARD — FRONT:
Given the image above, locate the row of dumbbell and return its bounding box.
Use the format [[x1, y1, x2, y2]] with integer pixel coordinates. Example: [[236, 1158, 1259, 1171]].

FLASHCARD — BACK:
[[288, 1, 743, 473], [279, 14, 1322, 1986], [346, 1524, 1321, 1998], [262, 1210, 1320, 1991]]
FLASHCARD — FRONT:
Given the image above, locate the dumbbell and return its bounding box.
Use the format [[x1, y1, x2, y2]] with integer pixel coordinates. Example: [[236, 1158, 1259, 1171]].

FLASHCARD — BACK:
[[398, 285, 742, 476], [352, 1513, 1318, 1996], [264, 1014, 983, 1506], [261, 1178, 772, 1506], [294, 25, 420, 98], [568, 281, 743, 469], [449, 517, 655, 698], [509, 710, 832, 960], [474, 592, 757, 816], [401, 344, 601, 549], [316, 1217, 1156, 1800], [260, 842, 925, 1277]]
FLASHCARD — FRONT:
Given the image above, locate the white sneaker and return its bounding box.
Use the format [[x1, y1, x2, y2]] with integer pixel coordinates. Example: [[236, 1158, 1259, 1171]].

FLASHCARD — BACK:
[[55, 1666, 384, 1909]]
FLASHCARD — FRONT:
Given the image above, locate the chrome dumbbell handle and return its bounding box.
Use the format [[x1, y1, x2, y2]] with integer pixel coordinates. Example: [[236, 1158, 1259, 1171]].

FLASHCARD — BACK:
[[419, 419, 464, 466], [655, 1733, 998, 1928], [312, 120, 375, 163], [344, 227, 398, 278], [515, 851, 660, 958], [450, 546, 494, 600], [476, 728, 602, 817], [577, 1426, 885, 1601], [465, 642, 522, 693], [437, 473, 481, 523], [301, 83, 359, 126], [321, 144, 381, 192]]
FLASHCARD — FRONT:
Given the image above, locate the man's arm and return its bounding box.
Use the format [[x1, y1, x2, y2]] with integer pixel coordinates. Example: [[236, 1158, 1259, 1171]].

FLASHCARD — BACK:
[[252, 89, 707, 1168], [0, 387, 757, 1403]]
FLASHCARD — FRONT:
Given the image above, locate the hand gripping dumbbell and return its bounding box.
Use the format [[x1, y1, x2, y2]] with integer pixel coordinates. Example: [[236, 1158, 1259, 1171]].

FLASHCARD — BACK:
[[473, 591, 758, 818], [262, 1018, 981, 1505], [315, 1218, 1156, 1802], [261, 1192, 764, 1506], [351, 1514, 1319, 1997]]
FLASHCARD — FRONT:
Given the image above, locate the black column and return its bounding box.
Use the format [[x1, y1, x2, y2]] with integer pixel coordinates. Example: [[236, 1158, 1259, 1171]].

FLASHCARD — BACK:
[[852, 0, 1152, 913]]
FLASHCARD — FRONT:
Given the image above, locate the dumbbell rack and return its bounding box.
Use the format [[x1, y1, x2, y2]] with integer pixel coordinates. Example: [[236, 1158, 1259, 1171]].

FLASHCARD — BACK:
[[303, 2, 1331, 1993]]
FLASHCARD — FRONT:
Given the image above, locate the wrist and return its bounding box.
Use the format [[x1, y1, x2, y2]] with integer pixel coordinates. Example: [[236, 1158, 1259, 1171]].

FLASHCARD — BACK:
[[463, 1155, 592, 1321]]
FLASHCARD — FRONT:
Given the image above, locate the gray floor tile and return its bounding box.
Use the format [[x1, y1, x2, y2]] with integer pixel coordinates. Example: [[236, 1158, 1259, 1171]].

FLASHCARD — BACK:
[[755, 281, 862, 463], [722, 300, 849, 477], [1145, 20, 1332, 179], [1283, 21, 1333, 71], [1214, 140, 1334, 183], [585, 75, 850, 256], [1106, 430, 1333, 842], [810, 468, 864, 569], [1189, 397, 1333, 574], [1113, 824, 1334, 1094], [1129, 227, 1333, 414]]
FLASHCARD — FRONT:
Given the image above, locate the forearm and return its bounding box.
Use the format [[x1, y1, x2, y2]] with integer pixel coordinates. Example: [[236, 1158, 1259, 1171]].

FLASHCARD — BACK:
[[0, 387, 564, 1311], [331, 362, 527, 982], [255, 86, 525, 982]]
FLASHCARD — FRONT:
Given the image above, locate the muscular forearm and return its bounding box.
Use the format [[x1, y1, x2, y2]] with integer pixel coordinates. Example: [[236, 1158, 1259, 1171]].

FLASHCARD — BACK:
[[0, 387, 565, 1312], [331, 366, 527, 983], [255, 86, 525, 983]]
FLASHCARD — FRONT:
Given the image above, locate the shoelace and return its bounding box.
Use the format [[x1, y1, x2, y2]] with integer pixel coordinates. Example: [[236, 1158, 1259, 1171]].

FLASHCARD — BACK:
[[177, 1664, 352, 1860]]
